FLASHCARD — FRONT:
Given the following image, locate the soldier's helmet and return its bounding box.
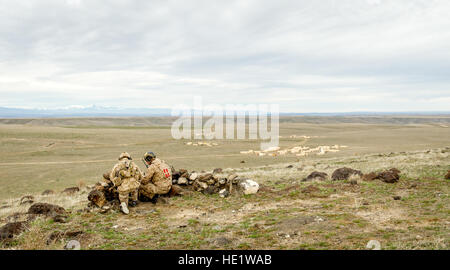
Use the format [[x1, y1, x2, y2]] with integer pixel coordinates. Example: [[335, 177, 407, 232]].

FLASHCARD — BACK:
[[119, 152, 132, 160], [143, 151, 156, 163]]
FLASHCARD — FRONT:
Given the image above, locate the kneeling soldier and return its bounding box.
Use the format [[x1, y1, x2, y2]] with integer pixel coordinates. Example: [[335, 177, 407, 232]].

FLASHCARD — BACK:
[[110, 152, 142, 214], [139, 152, 172, 200]]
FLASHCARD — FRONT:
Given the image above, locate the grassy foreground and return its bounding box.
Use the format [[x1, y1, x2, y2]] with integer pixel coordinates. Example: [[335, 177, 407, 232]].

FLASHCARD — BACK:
[[1, 148, 448, 250]]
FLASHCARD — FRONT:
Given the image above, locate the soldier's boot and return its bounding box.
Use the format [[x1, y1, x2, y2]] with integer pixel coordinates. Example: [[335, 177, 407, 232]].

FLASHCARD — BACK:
[[120, 202, 130, 215], [119, 193, 130, 215], [129, 190, 139, 207]]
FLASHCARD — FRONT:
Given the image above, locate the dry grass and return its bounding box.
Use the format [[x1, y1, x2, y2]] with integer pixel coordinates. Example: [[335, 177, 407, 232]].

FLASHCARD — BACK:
[[0, 190, 88, 220], [1, 147, 448, 250]]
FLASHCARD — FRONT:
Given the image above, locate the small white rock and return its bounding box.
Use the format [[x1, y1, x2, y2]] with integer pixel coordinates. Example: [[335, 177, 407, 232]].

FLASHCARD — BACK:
[[366, 240, 381, 250], [219, 189, 229, 198], [238, 179, 260, 195], [198, 181, 208, 190], [189, 173, 198, 181], [178, 177, 188, 185], [65, 240, 81, 250]]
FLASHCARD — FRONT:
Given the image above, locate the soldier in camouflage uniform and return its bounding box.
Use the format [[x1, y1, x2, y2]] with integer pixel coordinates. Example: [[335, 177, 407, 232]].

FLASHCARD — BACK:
[[110, 152, 142, 214], [139, 152, 172, 200]]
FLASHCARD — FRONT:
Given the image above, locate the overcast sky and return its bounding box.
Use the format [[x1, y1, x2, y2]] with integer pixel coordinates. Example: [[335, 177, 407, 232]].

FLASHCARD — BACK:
[[0, 0, 449, 112]]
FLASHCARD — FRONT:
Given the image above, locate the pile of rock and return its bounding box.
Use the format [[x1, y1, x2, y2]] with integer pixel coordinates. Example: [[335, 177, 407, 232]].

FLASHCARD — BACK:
[[331, 167, 363, 181], [87, 168, 260, 208], [171, 168, 259, 197], [362, 168, 401, 183], [329, 167, 401, 184], [375, 168, 401, 183]]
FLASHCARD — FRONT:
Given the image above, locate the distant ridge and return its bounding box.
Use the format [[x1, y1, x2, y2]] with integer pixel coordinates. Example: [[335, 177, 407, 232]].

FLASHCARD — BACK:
[[0, 106, 450, 118], [0, 106, 172, 118]]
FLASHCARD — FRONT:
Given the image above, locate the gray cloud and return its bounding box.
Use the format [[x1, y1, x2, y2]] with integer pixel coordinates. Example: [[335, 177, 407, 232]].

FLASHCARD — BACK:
[[0, 0, 449, 111]]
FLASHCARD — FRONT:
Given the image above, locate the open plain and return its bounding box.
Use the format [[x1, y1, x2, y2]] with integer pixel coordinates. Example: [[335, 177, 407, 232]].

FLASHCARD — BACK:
[[0, 116, 449, 250]]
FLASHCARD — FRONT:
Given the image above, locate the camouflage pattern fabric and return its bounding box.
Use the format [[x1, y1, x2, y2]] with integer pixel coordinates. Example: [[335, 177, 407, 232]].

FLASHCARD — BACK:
[[110, 159, 142, 204], [140, 158, 172, 199]]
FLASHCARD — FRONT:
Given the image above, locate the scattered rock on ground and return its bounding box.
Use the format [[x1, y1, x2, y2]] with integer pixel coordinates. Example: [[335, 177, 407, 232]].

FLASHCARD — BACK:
[[332, 167, 363, 181], [28, 203, 66, 217], [62, 187, 80, 195], [0, 221, 28, 241], [303, 171, 328, 182], [213, 168, 223, 174], [52, 215, 68, 223], [20, 195, 34, 205], [65, 240, 81, 250], [376, 168, 401, 183], [366, 240, 381, 250], [219, 189, 230, 198], [238, 179, 259, 195], [42, 189, 55, 196]]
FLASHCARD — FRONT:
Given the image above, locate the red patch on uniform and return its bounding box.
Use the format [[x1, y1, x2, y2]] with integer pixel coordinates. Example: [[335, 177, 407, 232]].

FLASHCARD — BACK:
[[163, 169, 171, 178]]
